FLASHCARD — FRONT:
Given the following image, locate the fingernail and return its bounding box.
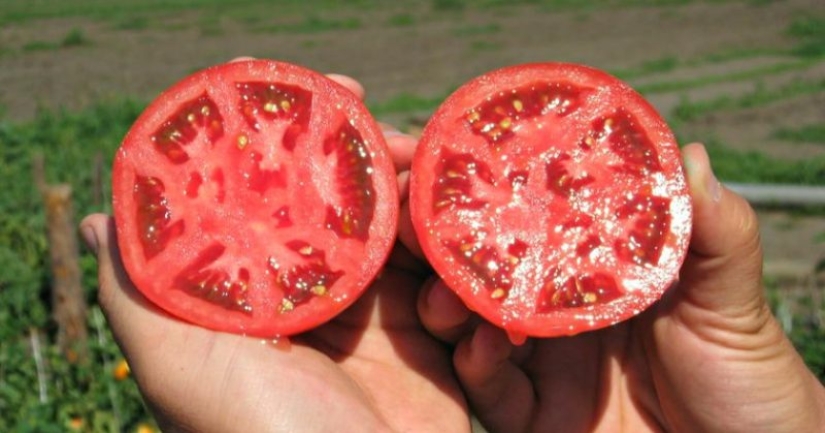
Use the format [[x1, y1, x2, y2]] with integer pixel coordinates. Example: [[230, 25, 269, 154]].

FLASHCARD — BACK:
[[80, 225, 99, 255], [684, 143, 722, 203]]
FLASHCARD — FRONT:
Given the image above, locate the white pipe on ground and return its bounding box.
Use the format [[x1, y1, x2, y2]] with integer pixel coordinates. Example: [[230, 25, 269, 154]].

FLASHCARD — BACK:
[[725, 183, 825, 206]]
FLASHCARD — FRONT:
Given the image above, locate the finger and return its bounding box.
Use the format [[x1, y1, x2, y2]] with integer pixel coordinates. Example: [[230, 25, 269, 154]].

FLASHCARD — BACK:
[[671, 143, 765, 317], [417, 279, 474, 344], [380, 122, 417, 172], [453, 323, 535, 433], [326, 73, 365, 100], [80, 214, 189, 355], [398, 198, 425, 259], [79, 214, 294, 432], [644, 144, 825, 432]]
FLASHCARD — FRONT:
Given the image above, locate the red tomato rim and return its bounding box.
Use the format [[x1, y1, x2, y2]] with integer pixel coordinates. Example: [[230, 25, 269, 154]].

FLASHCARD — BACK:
[[410, 62, 692, 337], [113, 60, 399, 337]]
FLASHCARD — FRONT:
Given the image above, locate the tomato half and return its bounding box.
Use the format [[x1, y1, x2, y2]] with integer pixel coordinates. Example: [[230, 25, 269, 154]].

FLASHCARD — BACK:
[[410, 63, 691, 339], [113, 60, 398, 337]]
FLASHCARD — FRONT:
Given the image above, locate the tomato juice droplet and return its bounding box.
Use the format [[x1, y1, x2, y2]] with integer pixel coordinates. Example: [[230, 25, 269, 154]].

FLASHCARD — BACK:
[[113, 60, 399, 337], [410, 62, 691, 338], [261, 336, 292, 353]]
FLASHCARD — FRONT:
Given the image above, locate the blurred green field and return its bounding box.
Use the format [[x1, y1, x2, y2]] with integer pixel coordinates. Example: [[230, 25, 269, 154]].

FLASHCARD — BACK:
[[1, 0, 824, 431]]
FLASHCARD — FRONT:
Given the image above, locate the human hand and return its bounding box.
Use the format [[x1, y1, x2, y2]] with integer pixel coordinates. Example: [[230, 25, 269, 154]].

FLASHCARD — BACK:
[[415, 143, 825, 432], [80, 73, 469, 433]]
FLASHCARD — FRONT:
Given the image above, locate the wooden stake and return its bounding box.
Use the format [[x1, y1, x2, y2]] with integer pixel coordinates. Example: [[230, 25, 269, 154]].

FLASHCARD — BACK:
[[33, 153, 89, 363]]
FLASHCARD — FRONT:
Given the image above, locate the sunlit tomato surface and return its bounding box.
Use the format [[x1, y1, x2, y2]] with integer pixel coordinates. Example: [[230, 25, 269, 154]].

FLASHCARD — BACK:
[[113, 60, 398, 337], [410, 63, 691, 340]]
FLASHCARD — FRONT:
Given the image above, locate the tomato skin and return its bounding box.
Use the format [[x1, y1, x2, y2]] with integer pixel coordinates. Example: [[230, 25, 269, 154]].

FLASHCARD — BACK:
[[410, 63, 692, 338], [113, 60, 398, 337]]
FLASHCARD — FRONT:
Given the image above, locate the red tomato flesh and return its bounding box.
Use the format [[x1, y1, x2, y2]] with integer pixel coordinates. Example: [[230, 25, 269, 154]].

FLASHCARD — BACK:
[[410, 63, 692, 338], [113, 60, 398, 337]]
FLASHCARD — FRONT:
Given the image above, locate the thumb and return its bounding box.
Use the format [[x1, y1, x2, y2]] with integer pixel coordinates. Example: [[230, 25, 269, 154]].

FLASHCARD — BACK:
[[646, 144, 825, 431], [672, 143, 765, 318]]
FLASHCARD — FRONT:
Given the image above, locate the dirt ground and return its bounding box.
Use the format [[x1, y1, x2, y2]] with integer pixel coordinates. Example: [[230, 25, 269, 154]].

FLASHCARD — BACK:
[[1, 0, 823, 280]]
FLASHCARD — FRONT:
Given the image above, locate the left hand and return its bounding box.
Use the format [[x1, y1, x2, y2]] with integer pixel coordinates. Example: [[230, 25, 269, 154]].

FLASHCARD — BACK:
[[80, 71, 470, 433]]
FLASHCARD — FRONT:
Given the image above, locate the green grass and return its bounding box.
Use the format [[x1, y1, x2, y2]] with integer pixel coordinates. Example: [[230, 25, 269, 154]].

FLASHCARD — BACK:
[[0, 99, 155, 432], [21, 40, 58, 52], [613, 56, 679, 80], [111, 15, 150, 31], [469, 40, 503, 52], [672, 78, 825, 122], [253, 14, 362, 34], [61, 28, 91, 47], [452, 23, 501, 37], [369, 91, 452, 117], [20, 28, 91, 52], [774, 124, 825, 145], [387, 13, 416, 27], [787, 15, 825, 58], [703, 139, 825, 186], [635, 59, 821, 95]]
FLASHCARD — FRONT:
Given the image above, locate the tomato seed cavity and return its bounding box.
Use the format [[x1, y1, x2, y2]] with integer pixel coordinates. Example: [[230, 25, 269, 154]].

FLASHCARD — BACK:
[[446, 236, 528, 301], [583, 109, 662, 176], [614, 193, 671, 266], [134, 176, 185, 260], [152, 94, 224, 164], [433, 149, 495, 213], [236, 82, 312, 151], [323, 122, 376, 241], [274, 241, 344, 312], [537, 271, 622, 311], [174, 243, 253, 314], [465, 82, 583, 146]]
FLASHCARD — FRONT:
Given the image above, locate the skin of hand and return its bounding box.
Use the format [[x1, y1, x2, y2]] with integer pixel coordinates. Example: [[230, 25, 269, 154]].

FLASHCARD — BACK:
[[411, 143, 825, 432], [79, 73, 469, 433]]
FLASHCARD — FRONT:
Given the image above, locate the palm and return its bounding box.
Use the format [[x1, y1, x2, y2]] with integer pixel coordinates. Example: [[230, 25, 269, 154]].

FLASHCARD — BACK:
[[291, 265, 468, 432], [91, 216, 468, 432]]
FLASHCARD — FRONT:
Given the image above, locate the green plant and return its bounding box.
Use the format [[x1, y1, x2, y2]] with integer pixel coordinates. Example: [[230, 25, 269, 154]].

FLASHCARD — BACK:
[[61, 28, 90, 48], [452, 23, 501, 37], [112, 15, 149, 30], [611, 56, 678, 80], [22, 40, 57, 52], [787, 15, 825, 58], [635, 60, 817, 95], [774, 124, 825, 145], [368, 91, 450, 117], [469, 40, 502, 52], [431, 0, 466, 11], [387, 13, 415, 27], [672, 78, 825, 122], [701, 139, 825, 186], [255, 14, 361, 34], [0, 99, 154, 431]]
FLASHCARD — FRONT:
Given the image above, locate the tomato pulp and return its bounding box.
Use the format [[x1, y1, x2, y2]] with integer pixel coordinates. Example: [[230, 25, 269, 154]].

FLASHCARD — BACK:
[[410, 63, 692, 338], [113, 60, 398, 337]]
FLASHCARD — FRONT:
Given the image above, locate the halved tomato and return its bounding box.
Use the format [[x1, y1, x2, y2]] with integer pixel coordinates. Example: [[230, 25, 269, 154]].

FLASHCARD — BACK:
[[410, 63, 691, 339], [113, 60, 398, 337]]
